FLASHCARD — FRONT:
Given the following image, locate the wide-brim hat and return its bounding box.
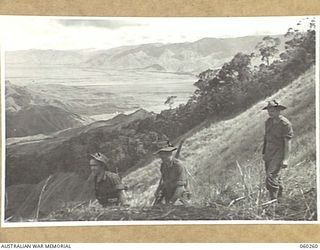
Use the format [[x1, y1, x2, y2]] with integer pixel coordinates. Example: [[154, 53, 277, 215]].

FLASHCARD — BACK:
[[262, 100, 287, 110], [154, 146, 177, 154], [90, 152, 109, 166], [154, 140, 177, 154]]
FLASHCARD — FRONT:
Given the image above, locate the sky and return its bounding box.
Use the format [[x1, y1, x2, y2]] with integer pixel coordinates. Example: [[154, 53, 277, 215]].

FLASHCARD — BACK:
[[0, 16, 310, 51]]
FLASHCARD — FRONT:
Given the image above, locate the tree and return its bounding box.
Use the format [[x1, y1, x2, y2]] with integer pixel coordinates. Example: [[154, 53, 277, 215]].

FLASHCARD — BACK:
[[255, 36, 281, 66], [198, 69, 217, 81], [284, 17, 316, 63], [164, 96, 177, 109], [191, 52, 253, 116]]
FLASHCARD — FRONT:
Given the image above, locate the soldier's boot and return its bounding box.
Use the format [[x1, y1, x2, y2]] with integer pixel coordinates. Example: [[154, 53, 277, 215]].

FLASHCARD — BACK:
[[277, 186, 283, 198], [153, 194, 164, 206], [276, 186, 284, 203], [269, 189, 279, 201]]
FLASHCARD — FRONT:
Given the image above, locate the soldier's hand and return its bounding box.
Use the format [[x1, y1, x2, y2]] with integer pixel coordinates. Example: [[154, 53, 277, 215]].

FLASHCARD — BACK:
[[282, 160, 288, 169], [170, 186, 185, 204]]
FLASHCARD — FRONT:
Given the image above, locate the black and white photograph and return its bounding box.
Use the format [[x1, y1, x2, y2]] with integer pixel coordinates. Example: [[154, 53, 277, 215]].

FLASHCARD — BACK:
[[0, 16, 318, 225]]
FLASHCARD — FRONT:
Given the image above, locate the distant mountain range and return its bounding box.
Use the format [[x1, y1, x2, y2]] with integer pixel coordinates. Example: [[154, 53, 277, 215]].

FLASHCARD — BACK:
[[6, 35, 284, 73]]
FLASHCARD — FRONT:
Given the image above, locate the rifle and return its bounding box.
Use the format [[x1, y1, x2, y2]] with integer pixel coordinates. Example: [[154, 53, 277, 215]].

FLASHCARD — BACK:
[[152, 139, 185, 206], [175, 139, 184, 160]]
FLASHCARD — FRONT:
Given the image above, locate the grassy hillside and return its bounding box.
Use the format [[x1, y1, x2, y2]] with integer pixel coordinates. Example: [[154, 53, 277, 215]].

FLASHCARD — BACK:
[[121, 65, 316, 220], [7, 66, 316, 222]]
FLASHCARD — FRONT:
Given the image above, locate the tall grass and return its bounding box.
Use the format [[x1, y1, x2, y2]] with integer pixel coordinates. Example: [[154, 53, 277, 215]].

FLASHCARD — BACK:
[[121, 66, 317, 220], [44, 66, 316, 221], [35, 175, 53, 221]]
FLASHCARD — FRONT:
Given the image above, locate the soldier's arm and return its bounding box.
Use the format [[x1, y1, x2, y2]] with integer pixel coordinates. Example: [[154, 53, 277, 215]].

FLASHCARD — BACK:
[[282, 138, 291, 168], [282, 119, 293, 168], [262, 120, 268, 155], [109, 174, 127, 205], [262, 136, 266, 155]]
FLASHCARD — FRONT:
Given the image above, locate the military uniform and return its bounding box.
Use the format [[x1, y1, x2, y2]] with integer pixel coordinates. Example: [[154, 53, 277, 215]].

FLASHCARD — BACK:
[[157, 159, 189, 204], [94, 171, 126, 207], [263, 115, 293, 199]]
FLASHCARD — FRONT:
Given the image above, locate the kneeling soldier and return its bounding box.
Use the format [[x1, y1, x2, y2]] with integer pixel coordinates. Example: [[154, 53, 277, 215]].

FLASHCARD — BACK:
[[153, 142, 189, 206], [89, 152, 127, 207]]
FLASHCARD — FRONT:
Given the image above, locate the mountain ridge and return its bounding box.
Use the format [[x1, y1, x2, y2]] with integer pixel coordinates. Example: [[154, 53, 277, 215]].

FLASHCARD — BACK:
[[5, 81, 93, 137], [7, 35, 285, 73]]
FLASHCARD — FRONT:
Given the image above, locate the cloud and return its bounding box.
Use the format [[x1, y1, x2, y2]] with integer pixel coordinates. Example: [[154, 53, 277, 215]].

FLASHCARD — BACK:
[[56, 19, 143, 29]]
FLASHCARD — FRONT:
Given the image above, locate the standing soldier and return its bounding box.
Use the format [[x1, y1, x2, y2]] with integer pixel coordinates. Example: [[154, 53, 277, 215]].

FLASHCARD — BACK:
[[89, 152, 128, 207], [262, 100, 293, 201], [153, 141, 189, 206]]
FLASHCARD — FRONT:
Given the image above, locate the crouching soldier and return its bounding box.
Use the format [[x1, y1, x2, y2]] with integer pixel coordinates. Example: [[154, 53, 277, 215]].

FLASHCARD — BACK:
[[153, 142, 190, 206], [89, 152, 128, 207]]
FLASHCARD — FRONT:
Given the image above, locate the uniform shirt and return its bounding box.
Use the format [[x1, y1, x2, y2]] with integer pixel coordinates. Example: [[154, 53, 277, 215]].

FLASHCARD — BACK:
[[160, 159, 187, 194], [263, 115, 294, 162], [94, 171, 125, 205]]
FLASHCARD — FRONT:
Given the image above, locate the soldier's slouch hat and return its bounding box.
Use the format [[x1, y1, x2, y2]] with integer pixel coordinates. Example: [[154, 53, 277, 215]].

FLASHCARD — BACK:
[[90, 152, 109, 166], [154, 140, 177, 154], [262, 100, 287, 110]]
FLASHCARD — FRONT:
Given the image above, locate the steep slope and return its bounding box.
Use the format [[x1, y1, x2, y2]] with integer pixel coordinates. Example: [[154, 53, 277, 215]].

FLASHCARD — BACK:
[[5, 81, 91, 137], [6, 80, 71, 112], [123, 66, 316, 217], [34, 66, 316, 222], [6, 105, 89, 138], [5, 67, 316, 222]]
